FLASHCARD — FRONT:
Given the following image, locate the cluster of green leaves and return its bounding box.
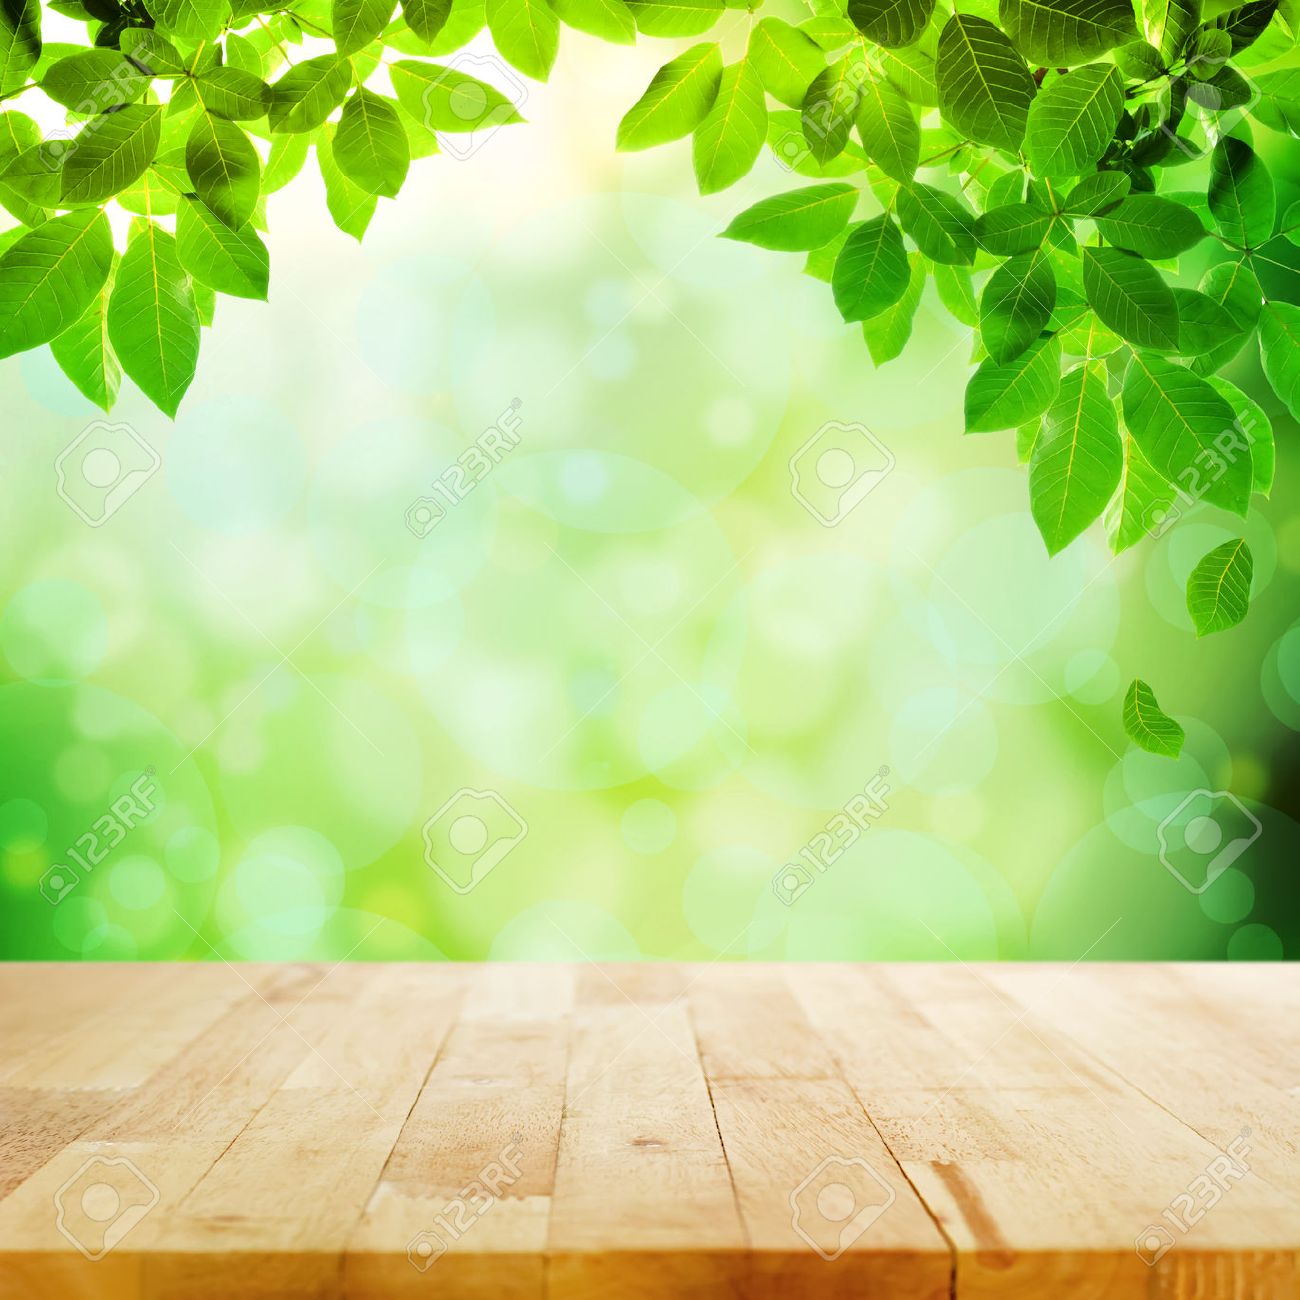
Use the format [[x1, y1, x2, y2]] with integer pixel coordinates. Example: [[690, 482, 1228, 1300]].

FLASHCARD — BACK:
[[616, 0, 1300, 756], [0, 0, 672, 415]]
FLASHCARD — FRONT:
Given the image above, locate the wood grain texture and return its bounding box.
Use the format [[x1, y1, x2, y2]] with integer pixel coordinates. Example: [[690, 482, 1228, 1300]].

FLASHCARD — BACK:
[[0, 963, 1296, 1299]]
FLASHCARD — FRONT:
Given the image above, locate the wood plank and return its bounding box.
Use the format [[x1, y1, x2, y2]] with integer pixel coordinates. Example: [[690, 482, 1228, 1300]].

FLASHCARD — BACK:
[[689, 964, 950, 1296], [548, 965, 746, 1299], [985, 964, 1300, 1204], [0, 965, 387, 1300], [709, 1078, 950, 1297], [345, 964, 572, 1300], [142, 965, 464, 1299], [687, 965, 839, 1082], [788, 964, 1300, 1300]]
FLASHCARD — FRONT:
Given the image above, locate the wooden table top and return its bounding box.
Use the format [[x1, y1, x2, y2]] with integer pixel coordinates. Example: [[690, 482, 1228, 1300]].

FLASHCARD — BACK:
[[0, 962, 1296, 1299]]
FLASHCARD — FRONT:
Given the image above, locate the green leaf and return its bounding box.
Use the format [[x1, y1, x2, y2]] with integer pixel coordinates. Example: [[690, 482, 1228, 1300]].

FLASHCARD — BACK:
[[1251, 68, 1300, 135], [144, 0, 231, 42], [832, 213, 911, 321], [1121, 351, 1253, 516], [176, 195, 269, 299], [722, 183, 858, 251], [897, 182, 976, 264], [1114, 38, 1165, 77], [1170, 287, 1239, 356], [317, 123, 376, 239], [1211, 0, 1280, 54], [801, 56, 862, 166], [333, 0, 396, 55], [61, 104, 162, 205], [485, 0, 560, 79], [186, 111, 260, 230], [980, 248, 1056, 363], [624, 0, 722, 37], [269, 55, 353, 133], [934, 261, 978, 325], [876, 41, 939, 105], [1, 0, 41, 96], [1207, 374, 1273, 495], [1094, 194, 1206, 258], [50, 278, 120, 412], [1028, 360, 1122, 553], [195, 67, 272, 120], [402, 0, 453, 42], [1208, 136, 1275, 248], [693, 59, 766, 195], [1024, 63, 1124, 178], [1081, 247, 1179, 349], [1066, 170, 1128, 215], [935, 14, 1036, 153], [1142, 0, 1201, 61], [0, 210, 113, 359], [263, 130, 311, 191], [965, 333, 1061, 431], [551, 0, 635, 43], [999, 0, 1138, 64], [334, 87, 409, 197], [391, 59, 525, 135], [747, 17, 822, 107], [41, 49, 147, 110], [617, 43, 721, 150], [1186, 537, 1253, 635], [847, 0, 936, 48], [1123, 679, 1184, 757], [1106, 429, 1178, 550], [1190, 257, 1260, 375], [864, 253, 925, 362], [1259, 300, 1300, 419], [107, 219, 201, 417], [974, 202, 1052, 254], [856, 76, 920, 182]]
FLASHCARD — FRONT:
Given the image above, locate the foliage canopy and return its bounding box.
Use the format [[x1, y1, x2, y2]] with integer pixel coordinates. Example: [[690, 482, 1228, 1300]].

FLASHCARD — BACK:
[[3, 0, 1299, 750]]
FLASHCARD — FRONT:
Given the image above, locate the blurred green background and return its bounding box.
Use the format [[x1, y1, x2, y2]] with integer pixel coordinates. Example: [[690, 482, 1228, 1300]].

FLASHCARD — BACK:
[[2, 30, 1298, 963]]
